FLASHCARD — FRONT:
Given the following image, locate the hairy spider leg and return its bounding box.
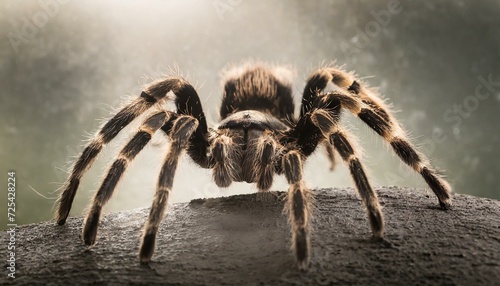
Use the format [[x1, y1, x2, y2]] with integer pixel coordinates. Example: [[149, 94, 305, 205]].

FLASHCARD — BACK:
[[211, 131, 241, 187], [139, 116, 198, 263], [323, 141, 337, 170], [253, 131, 277, 191], [305, 68, 452, 209], [81, 111, 173, 245], [56, 77, 201, 225], [285, 94, 341, 158], [311, 109, 384, 238], [283, 150, 311, 271], [301, 69, 340, 170], [173, 84, 211, 168], [56, 96, 154, 225]]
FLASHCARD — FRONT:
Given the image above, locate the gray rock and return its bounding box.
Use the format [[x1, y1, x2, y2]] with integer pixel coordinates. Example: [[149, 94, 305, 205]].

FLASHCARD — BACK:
[[6, 187, 500, 285]]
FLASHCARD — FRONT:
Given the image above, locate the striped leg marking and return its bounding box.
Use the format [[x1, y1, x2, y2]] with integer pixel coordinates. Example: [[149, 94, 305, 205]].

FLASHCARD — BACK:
[[57, 77, 191, 225], [139, 116, 198, 263], [311, 109, 384, 237], [283, 151, 311, 270], [82, 111, 170, 245], [255, 132, 277, 191], [56, 96, 156, 225], [211, 134, 239, 188], [330, 130, 384, 237], [309, 67, 452, 208]]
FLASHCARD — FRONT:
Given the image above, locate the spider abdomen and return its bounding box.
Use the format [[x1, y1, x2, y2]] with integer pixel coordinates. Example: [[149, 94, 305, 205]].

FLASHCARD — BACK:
[[220, 63, 295, 120]]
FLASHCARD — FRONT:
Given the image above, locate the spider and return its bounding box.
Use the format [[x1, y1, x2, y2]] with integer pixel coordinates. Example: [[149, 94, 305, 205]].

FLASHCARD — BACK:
[[56, 62, 452, 270]]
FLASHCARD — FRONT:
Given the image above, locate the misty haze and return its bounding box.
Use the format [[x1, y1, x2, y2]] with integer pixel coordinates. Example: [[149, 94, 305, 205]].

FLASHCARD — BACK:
[[0, 0, 499, 226]]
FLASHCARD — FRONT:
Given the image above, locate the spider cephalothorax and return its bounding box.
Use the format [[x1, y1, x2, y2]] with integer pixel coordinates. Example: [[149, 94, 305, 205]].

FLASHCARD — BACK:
[[56, 62, 452, 270]]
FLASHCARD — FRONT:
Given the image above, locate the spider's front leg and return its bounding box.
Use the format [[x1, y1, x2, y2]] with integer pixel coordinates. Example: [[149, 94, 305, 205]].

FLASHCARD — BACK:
[[139, 115, 198, 263], [282, 150, 312, 270]]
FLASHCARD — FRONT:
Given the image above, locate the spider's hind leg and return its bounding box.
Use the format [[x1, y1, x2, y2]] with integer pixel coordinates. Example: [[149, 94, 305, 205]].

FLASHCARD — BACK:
[[139, 115, 199, 263]]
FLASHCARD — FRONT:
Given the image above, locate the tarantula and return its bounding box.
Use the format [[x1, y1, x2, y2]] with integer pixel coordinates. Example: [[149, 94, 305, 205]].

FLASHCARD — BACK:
[[56, 62, 451, 270]]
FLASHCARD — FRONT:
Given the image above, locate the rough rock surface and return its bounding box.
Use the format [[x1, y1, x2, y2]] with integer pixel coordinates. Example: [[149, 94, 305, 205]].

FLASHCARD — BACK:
[[4, 187, 500, 285]]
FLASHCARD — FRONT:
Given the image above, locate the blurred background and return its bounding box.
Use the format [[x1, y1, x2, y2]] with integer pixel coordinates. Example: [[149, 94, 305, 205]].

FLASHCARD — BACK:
[[1, 0, 499, 227]]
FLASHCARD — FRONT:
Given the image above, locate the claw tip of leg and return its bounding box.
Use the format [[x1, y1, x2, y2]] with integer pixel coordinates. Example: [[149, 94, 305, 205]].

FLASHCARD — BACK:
[[139, 256, 151, 264], [373, 230, 384, 239], [83, 236, 95, 246], [439, 199, 452, 210], [297, 259, 310, 271]]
